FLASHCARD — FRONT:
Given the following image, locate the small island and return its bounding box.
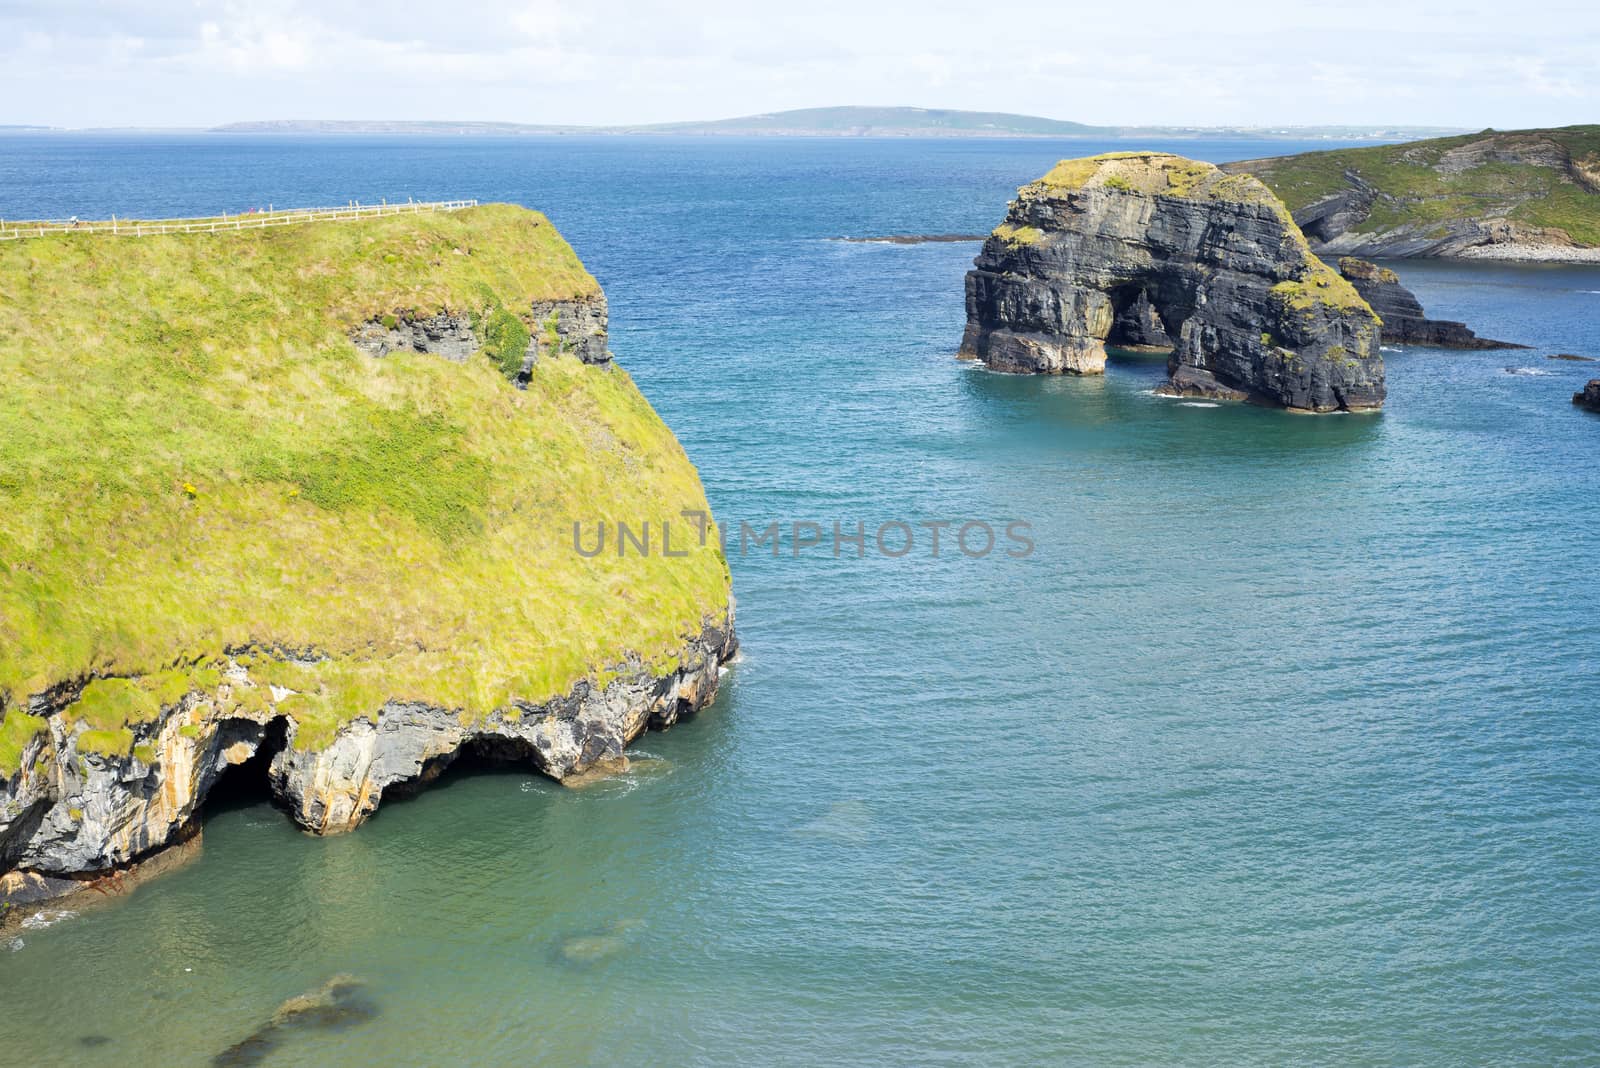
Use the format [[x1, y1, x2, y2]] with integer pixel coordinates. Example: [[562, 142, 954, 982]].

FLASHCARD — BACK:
[[959, 152, 1385, 412]]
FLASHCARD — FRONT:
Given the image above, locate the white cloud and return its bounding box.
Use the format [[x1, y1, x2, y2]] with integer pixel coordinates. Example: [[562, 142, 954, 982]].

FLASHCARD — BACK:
[[0, 0, 1596, 127]]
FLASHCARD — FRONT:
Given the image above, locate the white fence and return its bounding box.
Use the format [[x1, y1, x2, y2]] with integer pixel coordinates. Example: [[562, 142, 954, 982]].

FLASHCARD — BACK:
[[0, 199, 479, 241]]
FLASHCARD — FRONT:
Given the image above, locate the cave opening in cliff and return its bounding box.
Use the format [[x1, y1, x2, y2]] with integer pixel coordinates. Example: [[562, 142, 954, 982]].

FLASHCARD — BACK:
[[455, 736, 550, 776], [1105, 283, 1181, 353], [201, 717, 291, 818], [386, 736, 553, 805]]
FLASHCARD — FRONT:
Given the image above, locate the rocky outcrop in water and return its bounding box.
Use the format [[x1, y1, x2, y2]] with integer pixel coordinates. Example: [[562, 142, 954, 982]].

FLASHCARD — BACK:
[[960, 152, 1384, 411], [1575, 380, 1600, 412], [1335, 258, 1522, 349], [0, 616, 734, 887]]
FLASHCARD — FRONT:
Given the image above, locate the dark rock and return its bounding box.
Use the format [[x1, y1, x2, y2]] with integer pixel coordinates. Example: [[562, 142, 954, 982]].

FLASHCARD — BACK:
[[1575, 379, 1600, 412], [530, 295, 612, 366], [1336, 258, 1523, 349], [959, 152, 1384, 412], [349, 295, 612, 383], [1110, 289, 1174, 350], [833, 234, 987, 244], [350, 312, 478, 362]]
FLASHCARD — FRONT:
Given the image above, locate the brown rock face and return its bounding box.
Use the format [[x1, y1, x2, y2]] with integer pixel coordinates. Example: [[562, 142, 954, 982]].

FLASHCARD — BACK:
[[960, 153, 1385, 412]]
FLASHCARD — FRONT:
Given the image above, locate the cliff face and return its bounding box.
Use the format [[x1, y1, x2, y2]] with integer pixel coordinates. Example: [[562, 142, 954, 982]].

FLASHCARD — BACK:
[[2, 621, 734, 882], [1336, 258, 1521, 349], [1224, 126, 1600, 259], [961, 152, 1385, 412], [0, 205, 734, 905]]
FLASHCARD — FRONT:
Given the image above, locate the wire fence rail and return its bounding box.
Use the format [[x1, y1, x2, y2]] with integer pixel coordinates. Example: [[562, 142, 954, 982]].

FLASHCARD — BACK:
[[0, 199, 480, 241]]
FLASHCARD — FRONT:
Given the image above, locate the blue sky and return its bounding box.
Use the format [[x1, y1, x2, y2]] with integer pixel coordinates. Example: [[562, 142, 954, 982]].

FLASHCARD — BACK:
[[2, 0, 1596, 128]]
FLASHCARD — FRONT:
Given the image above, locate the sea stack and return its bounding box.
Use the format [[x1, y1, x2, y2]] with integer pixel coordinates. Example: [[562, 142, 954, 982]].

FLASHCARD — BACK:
[[960, 152, 1385, 412]]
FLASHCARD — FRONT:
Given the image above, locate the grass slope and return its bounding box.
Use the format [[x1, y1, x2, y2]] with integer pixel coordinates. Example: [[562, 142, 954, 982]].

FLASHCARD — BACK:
[[0, 205, 731, 762], [1226, 126, 1600, 247]]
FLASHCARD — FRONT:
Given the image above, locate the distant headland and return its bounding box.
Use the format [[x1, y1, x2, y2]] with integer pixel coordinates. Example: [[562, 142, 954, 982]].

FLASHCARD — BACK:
[[1224, 125, 1600, 260], [1, 107, 1466, 142]]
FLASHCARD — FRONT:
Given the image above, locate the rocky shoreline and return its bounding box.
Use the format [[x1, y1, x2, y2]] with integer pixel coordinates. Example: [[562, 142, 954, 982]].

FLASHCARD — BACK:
[[1458, 244, 1600, 264], [1, 614, 736, 914], [1222, 128, 1600, 262]]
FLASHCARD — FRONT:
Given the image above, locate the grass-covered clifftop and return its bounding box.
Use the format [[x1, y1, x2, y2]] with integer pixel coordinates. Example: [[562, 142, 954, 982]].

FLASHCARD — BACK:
[[0, 205, 731, 763], [1223, 126, 1600, 257]]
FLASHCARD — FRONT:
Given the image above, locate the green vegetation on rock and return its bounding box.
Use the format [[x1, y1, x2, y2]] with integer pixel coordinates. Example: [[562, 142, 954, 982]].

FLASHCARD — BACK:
[[0, 711, 49, 777], [1030, 152, 1289, 207], [992, 223, 1044, 248], [0, 205, 732, 750], [1226, 126, 1600, 248]]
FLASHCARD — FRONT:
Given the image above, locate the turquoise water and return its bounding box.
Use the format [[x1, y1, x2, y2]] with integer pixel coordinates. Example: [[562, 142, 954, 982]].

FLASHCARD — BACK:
[[2, 137, 1599, 1065]]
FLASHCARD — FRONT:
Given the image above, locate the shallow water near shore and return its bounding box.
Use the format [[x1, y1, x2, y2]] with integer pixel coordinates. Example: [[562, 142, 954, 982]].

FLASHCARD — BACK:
[[2, 135, 1599, 1065]]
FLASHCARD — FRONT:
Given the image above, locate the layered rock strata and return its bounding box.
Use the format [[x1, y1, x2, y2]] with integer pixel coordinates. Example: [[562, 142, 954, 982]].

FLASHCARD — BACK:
[[960, 152, 1385, 411], [1336, 258, 1521, 349], [1, 618, 734, 888]]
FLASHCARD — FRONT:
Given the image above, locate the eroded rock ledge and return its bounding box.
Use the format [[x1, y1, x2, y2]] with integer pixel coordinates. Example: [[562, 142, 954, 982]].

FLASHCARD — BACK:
[[960, 152, 1385, 412], [1336, 258, 1522, 349], [0, 615, 735, 902]]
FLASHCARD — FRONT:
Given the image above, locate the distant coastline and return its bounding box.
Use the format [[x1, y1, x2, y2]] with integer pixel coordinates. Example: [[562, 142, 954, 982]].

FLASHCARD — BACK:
[[2, 107, 1467, 143]]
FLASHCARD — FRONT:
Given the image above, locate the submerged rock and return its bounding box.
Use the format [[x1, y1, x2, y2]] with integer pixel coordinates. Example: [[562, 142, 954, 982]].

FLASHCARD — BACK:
[[555, 919, 644, 967], [1336, 257, 1522, 349], [960, 152, 1384, 411], [214, 975, 376, 1067], [1575, 379, 1600, 412]]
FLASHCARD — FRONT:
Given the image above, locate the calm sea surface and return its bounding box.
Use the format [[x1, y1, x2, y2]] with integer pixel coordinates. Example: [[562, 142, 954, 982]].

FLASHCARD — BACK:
[[1, 135, 1598, 1065]]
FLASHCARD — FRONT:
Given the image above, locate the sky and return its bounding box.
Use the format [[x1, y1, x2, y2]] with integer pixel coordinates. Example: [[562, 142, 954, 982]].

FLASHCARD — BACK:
[[2, 0, 1597, 129]]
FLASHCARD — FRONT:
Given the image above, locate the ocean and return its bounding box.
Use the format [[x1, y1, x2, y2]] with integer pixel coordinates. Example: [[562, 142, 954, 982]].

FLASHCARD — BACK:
[[1, 134, 1598, 1065]]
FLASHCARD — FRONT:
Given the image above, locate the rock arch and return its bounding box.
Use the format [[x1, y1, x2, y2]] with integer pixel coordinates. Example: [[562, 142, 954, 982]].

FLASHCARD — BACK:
[[960, 153, 1386, 412]]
